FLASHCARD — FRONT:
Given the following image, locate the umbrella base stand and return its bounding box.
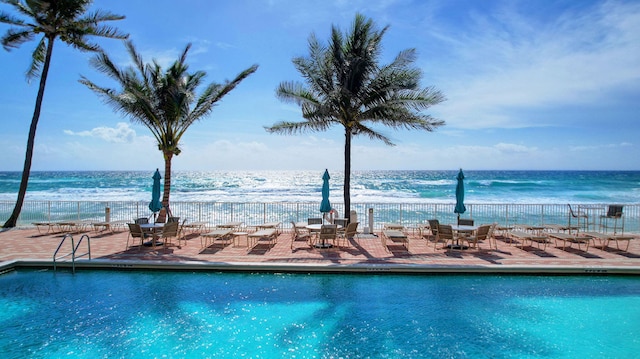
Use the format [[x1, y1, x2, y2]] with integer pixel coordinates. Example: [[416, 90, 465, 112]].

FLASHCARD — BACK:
[[143, 240, 164, 247], [314, 243, 333, 249]]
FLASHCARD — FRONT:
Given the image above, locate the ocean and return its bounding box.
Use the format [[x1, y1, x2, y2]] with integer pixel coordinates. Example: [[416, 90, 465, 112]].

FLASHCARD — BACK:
[[0, 170, 639, 204]]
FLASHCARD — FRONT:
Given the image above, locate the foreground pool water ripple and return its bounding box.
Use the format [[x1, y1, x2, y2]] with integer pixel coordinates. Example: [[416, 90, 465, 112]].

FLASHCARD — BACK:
[[1, 270, 639, 358]]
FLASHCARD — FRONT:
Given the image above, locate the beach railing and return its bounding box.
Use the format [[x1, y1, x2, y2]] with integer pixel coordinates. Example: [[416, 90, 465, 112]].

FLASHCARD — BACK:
[[1, 201, 638, 234]]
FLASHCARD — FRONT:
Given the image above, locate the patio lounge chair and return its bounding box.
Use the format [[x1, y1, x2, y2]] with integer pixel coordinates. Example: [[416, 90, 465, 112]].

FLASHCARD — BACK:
[[201, 229, 233, 247], [215, 222, 243, 231], [249, 228, 278, 248], [181, 220, 208, 234], [32, 221, 60, 235], [548, 232, 590, 252], [382, 229, 409, 251], [582, 232, 635, 252], [56, 220, 92, 234], [507, 230, 549, 250], [255, 222, 281, 235], [92, 219, 128, 233]]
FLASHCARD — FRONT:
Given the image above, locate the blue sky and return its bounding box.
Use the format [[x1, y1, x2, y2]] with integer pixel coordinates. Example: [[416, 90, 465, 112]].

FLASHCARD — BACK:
[[1, 0, 638, 172]]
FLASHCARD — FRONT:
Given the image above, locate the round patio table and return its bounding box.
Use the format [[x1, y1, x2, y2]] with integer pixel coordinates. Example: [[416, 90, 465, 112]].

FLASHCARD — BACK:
[[139, 223, 164, 247]]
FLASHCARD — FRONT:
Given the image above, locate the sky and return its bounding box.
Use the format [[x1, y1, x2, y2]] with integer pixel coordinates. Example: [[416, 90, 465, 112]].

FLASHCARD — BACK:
[[0, 0, 639, 172]]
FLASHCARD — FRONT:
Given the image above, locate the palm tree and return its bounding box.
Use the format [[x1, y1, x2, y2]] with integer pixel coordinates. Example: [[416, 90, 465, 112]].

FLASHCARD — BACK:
[[266, 13, 445, 218], [0, 0, 127, 228], [80, 41, 258, 221]]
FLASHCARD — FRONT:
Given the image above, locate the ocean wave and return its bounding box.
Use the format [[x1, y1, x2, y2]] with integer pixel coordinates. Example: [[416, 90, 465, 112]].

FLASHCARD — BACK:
[[0, 170, 639, 204]]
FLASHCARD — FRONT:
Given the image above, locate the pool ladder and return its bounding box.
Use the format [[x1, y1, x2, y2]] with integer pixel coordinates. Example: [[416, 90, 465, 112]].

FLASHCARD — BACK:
[[53, 234, 91, 273]]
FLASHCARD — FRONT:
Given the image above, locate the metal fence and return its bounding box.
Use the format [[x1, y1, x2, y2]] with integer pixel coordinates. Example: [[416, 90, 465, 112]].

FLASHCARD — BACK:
[[1, 201, 638, 234]]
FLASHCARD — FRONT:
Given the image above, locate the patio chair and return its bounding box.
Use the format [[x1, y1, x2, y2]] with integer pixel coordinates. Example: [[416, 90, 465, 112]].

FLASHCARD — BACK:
[[318, 224, 337, 249], [126, 223, 147, 250], [290, 221, 311, 249], [599, 204, 624, 234], [464, 224, 491, 250], [167, 216, 181, 223], [437, 224, 457, 251], [426, 219, 441, 248], [424, 219, 439, 238], [177, 218, 188, 247], [134, 217, 149, 225], [333, 218, 348, 227], [458, 218, 474, 226], [334, 218, 348, 235], [336, 221, 358, 247], [160, 221, 180, 249], [307, 217, 323, 242], [487, 222, 498, 249]]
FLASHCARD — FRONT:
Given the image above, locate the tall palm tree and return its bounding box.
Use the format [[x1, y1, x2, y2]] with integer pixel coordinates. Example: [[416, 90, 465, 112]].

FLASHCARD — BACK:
[[0, 0, 127, 228], [80, 41, 258, 221], [266, 14, 445, 217]]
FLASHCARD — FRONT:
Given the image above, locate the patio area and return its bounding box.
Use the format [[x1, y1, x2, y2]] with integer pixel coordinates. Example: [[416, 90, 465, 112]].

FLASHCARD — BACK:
[[1, 225, 639, 274]]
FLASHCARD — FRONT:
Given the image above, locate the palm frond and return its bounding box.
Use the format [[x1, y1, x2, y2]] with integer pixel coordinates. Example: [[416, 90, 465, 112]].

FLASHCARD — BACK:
[[25, 36, 45, 80], [264, 120, 329, 135], [81, 39, 257, 164], [267, 13, 445, 216], [1, 27, 33, 49], [0, 10, 27, 26]]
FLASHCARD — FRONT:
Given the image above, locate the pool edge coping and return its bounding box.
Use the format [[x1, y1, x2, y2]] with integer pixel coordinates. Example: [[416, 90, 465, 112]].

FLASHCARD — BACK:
[[2, 258, 640, 275]]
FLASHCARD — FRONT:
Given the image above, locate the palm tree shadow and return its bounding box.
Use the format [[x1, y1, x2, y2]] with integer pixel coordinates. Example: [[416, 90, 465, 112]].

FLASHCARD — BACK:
[[199, 243, 229, 254], [247, 242, 274, 255], [520, 246, 557, 258]]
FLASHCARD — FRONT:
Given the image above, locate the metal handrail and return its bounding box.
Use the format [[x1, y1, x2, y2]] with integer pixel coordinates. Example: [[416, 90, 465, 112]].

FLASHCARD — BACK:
[[53, 234, 91, 273]]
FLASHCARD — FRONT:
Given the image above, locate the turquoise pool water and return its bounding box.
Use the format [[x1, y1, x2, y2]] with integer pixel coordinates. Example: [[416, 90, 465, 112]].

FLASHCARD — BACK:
[[1, 270, 639, 358]]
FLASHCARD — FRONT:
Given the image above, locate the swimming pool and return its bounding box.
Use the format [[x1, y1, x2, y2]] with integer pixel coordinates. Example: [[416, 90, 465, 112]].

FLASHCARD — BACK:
[[1, 270, 639, 358]]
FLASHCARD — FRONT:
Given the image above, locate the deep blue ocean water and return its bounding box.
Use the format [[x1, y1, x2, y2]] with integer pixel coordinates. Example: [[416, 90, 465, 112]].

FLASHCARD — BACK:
[[0, 170, 639, 204], [1, 270, 639, 358]]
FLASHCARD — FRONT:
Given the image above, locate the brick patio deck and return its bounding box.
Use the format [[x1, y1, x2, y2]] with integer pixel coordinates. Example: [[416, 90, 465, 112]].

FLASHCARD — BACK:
[[1, 226, 639, 274]]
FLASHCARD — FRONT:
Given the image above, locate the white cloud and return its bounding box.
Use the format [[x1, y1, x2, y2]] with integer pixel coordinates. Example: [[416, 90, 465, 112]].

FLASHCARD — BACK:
[[494, 143, 537, 154], [570, 142, 634, 152], [64, 122, 137, 143], [429, 0, 640, 129]]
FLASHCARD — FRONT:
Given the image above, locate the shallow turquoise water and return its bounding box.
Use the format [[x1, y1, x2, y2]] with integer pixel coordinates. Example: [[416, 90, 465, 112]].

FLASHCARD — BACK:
[[1, 270, 639, 358]]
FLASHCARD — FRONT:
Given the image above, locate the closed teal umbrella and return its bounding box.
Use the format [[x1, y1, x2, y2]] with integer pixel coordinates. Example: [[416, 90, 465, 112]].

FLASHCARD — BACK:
[[320, 169, 332, 214], [454, 169, 466, 221], [149, 169, 162, 222]]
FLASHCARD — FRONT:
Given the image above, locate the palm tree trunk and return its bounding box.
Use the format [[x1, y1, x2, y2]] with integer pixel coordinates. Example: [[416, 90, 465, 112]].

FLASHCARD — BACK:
[[344, 128, 352, 220], [157, 151, 173, 223], [3, 37, 55, 228]]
